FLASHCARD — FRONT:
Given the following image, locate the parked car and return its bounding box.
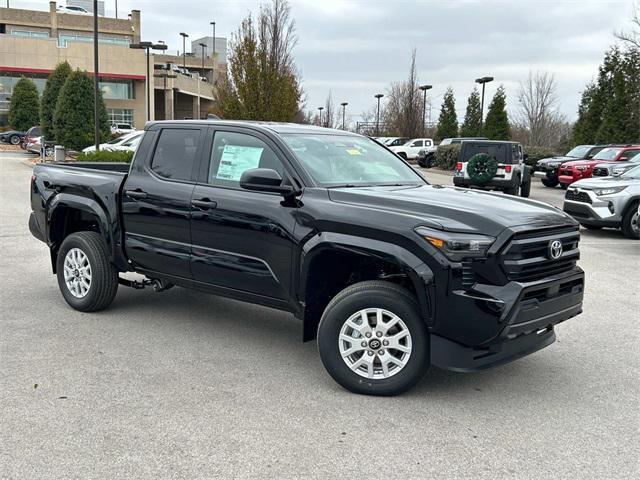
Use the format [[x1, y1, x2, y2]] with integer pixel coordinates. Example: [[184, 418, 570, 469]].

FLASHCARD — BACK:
[[534, 145, 606, 188], [563, 164, 640, 239], [558, 145, 640, 189], [453, 140, 532, 197], [417, 137, 488, 168], [21, 126, 42, 149], [111, 123, 135, 135], [82, 131, 143, 153], [591, 151, 640, 178], [0, 130, 26, 145], [390, 138, 435, 160], [381, 137, 409, 147], [29, 121, 585, 396], [26, 136, 54, 157], [56, 5, 93, 15]]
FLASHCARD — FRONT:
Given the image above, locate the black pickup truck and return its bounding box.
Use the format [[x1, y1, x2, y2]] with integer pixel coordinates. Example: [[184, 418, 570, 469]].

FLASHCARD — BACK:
[[29, 121, 585, 395]]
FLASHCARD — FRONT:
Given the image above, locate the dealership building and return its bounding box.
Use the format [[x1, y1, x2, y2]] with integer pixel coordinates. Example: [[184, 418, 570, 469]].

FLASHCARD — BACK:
[[0, 2, 224, 129]]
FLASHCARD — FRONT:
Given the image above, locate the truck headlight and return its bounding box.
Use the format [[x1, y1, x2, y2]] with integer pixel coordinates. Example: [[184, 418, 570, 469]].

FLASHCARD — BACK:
[[593, 186, 626, 196], [415, 227, 495, 261], [612, 167, 626, 175]]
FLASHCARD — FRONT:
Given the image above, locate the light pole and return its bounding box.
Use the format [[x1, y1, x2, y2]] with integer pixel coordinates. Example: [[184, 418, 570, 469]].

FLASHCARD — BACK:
[[340, 102, 348, 130], [92, 0, 100, 151], [115, 0, 117, 18], [130, 41, 168, 121], [318, 107, 324, 127], [199, 42, 207, 79], [475, 76, 494, 131], [419, 84, 432, 136], [179, 32, 189, 70], [210, 22, 216, 78], [374, 93, 384, 136]]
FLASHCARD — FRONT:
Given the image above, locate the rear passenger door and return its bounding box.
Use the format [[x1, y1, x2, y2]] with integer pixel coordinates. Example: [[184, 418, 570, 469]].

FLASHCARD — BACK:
[[122, 125, 205, 278], [189, 127, 298, 302]]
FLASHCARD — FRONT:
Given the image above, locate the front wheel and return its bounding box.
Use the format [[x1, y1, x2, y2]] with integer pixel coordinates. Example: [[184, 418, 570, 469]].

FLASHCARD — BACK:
[[317, 281, 429, 396], [541, 177, 559, 188], [56, 231, 119, 311], [10, 134, 21, 145], [621, 203, 639, 240]]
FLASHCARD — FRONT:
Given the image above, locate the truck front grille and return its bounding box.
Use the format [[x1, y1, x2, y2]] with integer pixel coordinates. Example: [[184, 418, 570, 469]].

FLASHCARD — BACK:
[[501, 227, 580, 282], [565, 190, 592, 204], [592, 167, 609, 177]]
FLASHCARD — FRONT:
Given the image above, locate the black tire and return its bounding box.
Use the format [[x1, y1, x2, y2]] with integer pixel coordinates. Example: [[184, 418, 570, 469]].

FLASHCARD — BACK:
[[541, 177, 559, 188], [317, 281, 429, 396], [581, 224, 602, 231], [621, 202, 640, 240], [417, 157, 426, 168], [10, 134, 21, 145], [56, 231, 119, 312], [520, 178, 531, 198]]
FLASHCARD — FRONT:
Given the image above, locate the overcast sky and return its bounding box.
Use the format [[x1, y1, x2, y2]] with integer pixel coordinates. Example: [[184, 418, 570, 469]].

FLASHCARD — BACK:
[[13, 0, 637, 124]]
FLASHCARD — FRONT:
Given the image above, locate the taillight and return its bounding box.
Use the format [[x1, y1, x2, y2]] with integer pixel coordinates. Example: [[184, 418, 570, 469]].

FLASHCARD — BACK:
[[505, 165, 512, 173], [456, 162, 462, 170]]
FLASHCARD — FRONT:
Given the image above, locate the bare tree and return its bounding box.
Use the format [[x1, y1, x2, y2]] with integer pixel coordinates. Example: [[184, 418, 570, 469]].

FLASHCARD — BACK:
[[516, 71, 565, 147], [616, 1, 640, 49], [384, 49, 424, 138]]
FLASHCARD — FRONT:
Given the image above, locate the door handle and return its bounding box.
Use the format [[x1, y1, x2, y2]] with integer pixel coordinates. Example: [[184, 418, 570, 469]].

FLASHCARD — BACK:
[[125, 189, 148, 200], [191, 198, 217, 210]]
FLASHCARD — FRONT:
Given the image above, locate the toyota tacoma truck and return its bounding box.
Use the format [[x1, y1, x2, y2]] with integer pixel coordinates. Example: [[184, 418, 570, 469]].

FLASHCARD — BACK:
[[558, 145, 640, 189], [29, 121, 585, 396]]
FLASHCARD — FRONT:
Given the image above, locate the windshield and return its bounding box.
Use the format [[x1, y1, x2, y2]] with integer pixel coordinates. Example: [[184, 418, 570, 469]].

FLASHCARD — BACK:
[[621, 165, 640, 179], [566, 146, 591, 158], [593, 148, 621, 161], [282, 134, 425, 187]]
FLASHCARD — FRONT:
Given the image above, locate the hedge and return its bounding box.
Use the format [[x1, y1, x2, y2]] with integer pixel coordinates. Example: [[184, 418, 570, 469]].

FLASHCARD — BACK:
[[435, 144, 461, 170], [76, 150, 134, 163]]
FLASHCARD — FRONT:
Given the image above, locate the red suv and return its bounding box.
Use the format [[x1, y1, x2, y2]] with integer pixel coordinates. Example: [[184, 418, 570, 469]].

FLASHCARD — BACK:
[[558, 145, 640, 188]]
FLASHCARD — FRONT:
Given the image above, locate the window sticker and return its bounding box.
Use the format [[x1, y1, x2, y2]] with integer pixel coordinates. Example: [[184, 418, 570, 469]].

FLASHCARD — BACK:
[[346, 148, 362, 156], [216, 145, 264, 181]]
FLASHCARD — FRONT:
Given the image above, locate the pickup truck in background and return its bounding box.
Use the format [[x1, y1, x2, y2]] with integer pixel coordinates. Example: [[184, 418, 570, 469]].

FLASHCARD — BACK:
[[558, 145, 640, 189], [390, 138, 435, 160], [534, 145, 605, 188], [29, 121, 585, 396]]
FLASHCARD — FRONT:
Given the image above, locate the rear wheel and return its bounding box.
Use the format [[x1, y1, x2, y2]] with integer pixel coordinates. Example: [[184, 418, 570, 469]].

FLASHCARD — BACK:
[[317, 281, 429, 396], [541, 177, 559, 188], [56, 232, 119, 311], [621, 203, 639, 240], [9, 134, 21, 145], [520, 178, 531, 198]]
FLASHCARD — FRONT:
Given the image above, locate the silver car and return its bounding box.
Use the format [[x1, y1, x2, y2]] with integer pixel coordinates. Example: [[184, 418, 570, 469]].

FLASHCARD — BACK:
[[563, 164, 640, 239]]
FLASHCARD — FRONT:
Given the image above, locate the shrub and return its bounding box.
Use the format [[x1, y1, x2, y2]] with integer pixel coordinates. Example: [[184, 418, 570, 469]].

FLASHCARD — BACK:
[[8, 77, 40, 131], [523, 146, 559, 166], [41, 62, 72, 141], [76, 150, 134, 163], [53, 70, 110, 152], [434, 144, 461, 170]]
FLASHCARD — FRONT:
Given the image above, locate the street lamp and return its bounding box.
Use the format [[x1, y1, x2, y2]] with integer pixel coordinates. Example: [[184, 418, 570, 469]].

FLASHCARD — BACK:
[[198, 42, 207, 79], [210, 22, 216, 80], [419, 84, 432, 136], [374, 93, 384, 136], [475, 76, 494, 131], [340, 102, 348, 130], [92, 0, 99, 151], [130, 41, 168, 121], [179, 32, 189, 70], [318, 106, 324, 127]]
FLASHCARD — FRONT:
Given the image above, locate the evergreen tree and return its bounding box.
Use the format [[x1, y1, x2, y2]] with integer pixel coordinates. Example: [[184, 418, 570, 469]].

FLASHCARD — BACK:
[[595, 68, 629, 143], [41, 61, 72, 141], [436, 87, 458, 140], [483, 85, 511, 140], [53, 70, 109, 151], [460, 88, 482, 137], [8, 77, 40, 131], [571, 83, 599, 145]]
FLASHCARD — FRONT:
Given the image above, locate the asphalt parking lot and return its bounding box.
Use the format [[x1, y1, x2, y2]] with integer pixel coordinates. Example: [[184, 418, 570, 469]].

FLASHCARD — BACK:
[[1, 152, 638, 479]]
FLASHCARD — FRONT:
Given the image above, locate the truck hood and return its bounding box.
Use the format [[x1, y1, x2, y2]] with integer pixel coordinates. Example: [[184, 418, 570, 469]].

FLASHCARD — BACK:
[[572, 176, 640, 189], [560, 160, 596, 168], [328, 184, 575, 237], [538, 155, 577, 165]]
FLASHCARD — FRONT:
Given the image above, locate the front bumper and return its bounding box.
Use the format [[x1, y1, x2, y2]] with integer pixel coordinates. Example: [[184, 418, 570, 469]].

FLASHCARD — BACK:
[[453, 176, 518, 189], [563, 188, 627, 226], [431, 267, 584, 372]]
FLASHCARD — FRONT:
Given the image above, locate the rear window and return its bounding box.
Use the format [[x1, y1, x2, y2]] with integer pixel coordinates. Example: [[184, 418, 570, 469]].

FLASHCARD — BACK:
[[150, 128, 201, 181], [462, 143, 508, 163]]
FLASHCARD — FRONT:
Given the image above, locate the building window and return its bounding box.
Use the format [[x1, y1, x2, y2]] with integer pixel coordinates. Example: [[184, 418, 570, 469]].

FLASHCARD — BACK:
[[100, 79, 134, 100], [58, 33, 130, 48], [10, 29, 50, 39], [107, 108, 134, 126], [0, 74, 47, 99]]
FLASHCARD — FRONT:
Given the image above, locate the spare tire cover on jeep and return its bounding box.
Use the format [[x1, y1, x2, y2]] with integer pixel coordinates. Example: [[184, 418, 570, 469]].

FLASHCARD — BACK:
[[467, 153, 498, 185]]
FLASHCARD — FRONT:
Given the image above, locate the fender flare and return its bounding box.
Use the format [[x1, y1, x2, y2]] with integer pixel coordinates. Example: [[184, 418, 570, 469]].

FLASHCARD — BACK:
[[47, 193, 116, 261], [299, 232, 435, 341]]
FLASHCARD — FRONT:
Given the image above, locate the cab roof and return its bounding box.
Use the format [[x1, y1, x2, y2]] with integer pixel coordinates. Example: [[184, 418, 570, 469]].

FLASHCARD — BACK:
[[145, 120, 360, 137]]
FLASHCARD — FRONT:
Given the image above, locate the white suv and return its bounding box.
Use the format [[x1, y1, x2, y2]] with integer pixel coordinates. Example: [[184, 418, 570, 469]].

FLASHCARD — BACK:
[[390, 138, 435, 160]]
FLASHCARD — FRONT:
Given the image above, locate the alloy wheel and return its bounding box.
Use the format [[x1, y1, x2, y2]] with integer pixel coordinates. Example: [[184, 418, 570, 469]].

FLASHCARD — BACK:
[[63, 248, 92, 298]]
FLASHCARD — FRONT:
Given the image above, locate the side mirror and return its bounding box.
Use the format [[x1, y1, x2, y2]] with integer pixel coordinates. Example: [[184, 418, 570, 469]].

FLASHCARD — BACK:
[[239, 168, 295, 196]]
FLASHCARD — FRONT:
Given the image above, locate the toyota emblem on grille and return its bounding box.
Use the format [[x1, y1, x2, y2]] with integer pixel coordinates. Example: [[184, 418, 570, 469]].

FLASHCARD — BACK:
[[548, 240, 563, 260]]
